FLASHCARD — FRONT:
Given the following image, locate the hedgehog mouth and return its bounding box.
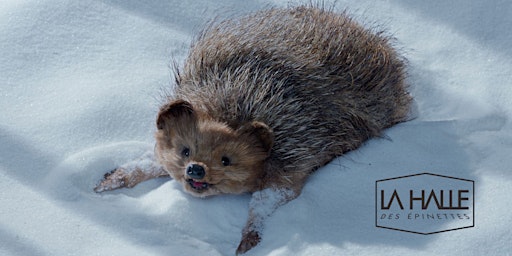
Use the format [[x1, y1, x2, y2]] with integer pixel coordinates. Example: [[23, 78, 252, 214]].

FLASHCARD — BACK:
[[187, 179, 210, 191]]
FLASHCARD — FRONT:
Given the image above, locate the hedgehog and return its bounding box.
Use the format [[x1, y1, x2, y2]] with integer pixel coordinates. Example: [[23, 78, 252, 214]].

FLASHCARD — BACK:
[[95, 5, 412, 254]]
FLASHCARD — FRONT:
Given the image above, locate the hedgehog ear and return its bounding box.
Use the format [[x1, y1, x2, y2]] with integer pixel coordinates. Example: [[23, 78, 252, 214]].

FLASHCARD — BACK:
[[156, 100, 196, 130], [237, 121, 274, 154]]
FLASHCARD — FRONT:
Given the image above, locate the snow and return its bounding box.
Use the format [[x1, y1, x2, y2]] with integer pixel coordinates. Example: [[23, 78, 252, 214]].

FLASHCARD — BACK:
[[248, 188, 296, 234], [1, 0, 511, 255]]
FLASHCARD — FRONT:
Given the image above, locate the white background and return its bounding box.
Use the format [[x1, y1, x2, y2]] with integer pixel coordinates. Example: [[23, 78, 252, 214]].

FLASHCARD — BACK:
[[1, 0, 511, 255]]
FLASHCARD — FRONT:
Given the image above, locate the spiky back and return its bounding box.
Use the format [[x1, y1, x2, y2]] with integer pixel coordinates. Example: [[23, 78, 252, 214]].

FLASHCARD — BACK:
[[171, 6, 411, 173]]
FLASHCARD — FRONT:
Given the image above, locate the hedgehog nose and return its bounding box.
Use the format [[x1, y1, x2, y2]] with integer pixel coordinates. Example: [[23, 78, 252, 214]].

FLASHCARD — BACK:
[[187, 164, 205, 179]]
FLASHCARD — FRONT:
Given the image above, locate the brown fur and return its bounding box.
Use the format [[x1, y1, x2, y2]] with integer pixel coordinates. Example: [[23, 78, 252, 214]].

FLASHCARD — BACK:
[[95, 5, 412, 254], [155, 100, 273, 196], [161, 6, 411, 195]]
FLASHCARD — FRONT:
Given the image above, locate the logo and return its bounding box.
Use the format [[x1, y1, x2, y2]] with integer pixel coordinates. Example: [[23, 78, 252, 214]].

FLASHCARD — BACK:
[[375, 173, 474, 234]]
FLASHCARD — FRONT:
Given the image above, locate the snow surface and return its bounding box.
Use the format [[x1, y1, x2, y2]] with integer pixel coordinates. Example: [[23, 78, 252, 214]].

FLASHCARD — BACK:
[[1, 0, 511, 255]]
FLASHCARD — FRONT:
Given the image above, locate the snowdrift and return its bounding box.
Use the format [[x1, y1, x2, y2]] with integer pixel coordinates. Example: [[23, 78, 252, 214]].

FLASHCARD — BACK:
[[1, 0, 510, 255]]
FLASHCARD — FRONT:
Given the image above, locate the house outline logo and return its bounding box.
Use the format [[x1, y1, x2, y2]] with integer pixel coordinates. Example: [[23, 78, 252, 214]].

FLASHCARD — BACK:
[[375, 173, 475, 234]]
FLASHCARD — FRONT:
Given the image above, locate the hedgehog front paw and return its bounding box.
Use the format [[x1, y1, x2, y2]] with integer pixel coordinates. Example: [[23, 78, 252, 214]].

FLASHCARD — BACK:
[[94, 168, 128, 193], [236, 230, 261, 255]]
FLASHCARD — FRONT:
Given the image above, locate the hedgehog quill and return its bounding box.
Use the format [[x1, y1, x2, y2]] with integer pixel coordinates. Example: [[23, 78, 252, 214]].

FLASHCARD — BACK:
[[95, 5, 412, 254]]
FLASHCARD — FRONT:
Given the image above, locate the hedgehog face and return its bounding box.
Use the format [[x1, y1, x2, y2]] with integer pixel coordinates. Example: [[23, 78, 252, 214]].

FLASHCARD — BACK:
[[154, 100, 273, 197]]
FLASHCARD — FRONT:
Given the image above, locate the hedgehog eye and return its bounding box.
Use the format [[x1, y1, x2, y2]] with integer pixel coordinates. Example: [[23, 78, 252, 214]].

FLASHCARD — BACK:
[[221, 156, 231, 166], [181, 147, 190, 157]]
